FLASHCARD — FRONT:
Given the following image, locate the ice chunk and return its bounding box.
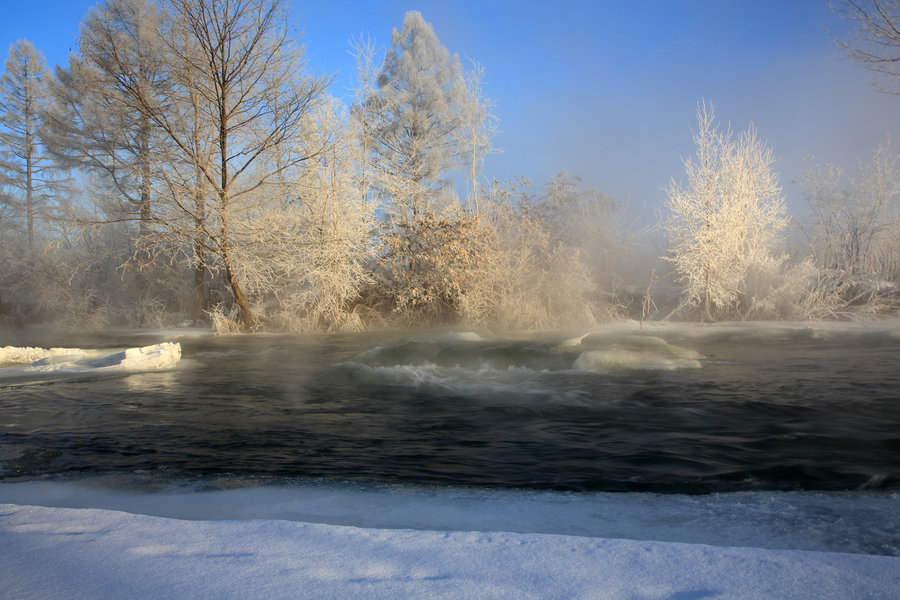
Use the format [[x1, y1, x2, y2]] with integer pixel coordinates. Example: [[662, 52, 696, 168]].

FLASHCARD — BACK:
[[90, 342, 181, 370], [1, 343, 181, 378], [0, 346, 92, 366]]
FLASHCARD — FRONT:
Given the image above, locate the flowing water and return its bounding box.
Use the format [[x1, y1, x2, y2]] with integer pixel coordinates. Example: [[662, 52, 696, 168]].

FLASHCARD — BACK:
[[2, 323, 898, 494]]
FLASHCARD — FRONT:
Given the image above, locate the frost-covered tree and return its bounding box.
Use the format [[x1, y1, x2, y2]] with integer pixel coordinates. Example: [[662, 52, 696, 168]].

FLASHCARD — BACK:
[[44, 0, 167, 232], [458, 178, 599, 329], [349, 34, 379, 208], [369, 10, 467, 221], [42, 0, 172, 312], [832, 0, 900, 92], [232, 99, 375, 331], [799, 144, 900, 283], [529, 172, 625, 296], [0, 39, 61, 253], [108, 0, 332, 329], [665, 102, 788, 320], [456, 60, 498, 215], [381, 208, 491, 325]]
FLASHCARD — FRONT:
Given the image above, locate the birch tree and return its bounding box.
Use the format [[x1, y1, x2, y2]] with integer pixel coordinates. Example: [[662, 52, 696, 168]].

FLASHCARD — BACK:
[[0, 39, 60, 253], [665, 102, 788, 320]]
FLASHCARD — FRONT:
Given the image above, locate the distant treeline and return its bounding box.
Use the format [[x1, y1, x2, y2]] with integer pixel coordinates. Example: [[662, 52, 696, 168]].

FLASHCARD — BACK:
[[0, 1, 897, 332]]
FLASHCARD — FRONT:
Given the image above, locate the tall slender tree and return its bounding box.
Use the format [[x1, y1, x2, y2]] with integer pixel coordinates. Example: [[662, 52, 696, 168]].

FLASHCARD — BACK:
[[45, 0, 168, 236], [456, 60, 497, 216], [0, 39, 58, 253]]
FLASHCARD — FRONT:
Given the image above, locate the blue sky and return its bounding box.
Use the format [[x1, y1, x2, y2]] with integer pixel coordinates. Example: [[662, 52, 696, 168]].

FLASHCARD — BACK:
[[3, 0, 899, 226]]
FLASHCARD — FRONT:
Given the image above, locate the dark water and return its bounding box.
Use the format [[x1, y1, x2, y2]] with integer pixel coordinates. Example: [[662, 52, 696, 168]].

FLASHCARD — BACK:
[[1, 325, 899, 493]]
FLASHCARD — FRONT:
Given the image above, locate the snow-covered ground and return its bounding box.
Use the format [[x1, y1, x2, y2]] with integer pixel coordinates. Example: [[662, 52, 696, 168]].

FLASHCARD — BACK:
[[1, 480, 898, 599]]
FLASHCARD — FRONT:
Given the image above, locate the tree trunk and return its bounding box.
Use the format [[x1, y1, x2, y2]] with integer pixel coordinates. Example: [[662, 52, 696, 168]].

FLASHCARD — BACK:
[[222, 245, 253, 329], [137, 111, 152, 293], [193, 250, 207, 320], [25, 104, 34, 254]]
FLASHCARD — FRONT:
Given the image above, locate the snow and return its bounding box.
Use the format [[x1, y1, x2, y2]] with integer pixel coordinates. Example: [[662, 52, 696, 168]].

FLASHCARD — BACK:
[[0, 342, 181, 376], [0, 501, 896, 600], [1, 481, 898, 599], [0, 345, 100, 365]]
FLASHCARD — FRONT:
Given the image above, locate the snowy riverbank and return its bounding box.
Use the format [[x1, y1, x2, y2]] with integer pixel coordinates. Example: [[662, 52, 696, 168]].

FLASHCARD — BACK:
[[1, 480, 899, 599], [1, 501, 897, 599]]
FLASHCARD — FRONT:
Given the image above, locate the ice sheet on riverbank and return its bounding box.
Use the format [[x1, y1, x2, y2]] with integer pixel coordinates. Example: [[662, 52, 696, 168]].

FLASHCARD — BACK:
[[2, 478, 897, 556], [1, 501, 897, 600]]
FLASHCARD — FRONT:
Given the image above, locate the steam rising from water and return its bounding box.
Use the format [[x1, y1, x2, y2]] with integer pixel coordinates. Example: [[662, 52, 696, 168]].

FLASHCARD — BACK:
[[1, 323, 898, 494]]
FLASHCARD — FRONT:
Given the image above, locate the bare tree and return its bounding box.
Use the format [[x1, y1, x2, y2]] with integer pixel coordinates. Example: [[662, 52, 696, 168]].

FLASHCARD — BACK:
[[110, 0, 332, 329], [832, 0, 900, 92], [0, 39, 61, 253], [43, 0, 170, 300], [799, 144, 900, 282]]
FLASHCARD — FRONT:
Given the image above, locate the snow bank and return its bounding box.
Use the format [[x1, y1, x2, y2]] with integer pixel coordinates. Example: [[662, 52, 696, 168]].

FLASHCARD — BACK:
[[1, 502, 897, 600], [0, 342, 181, 377]]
